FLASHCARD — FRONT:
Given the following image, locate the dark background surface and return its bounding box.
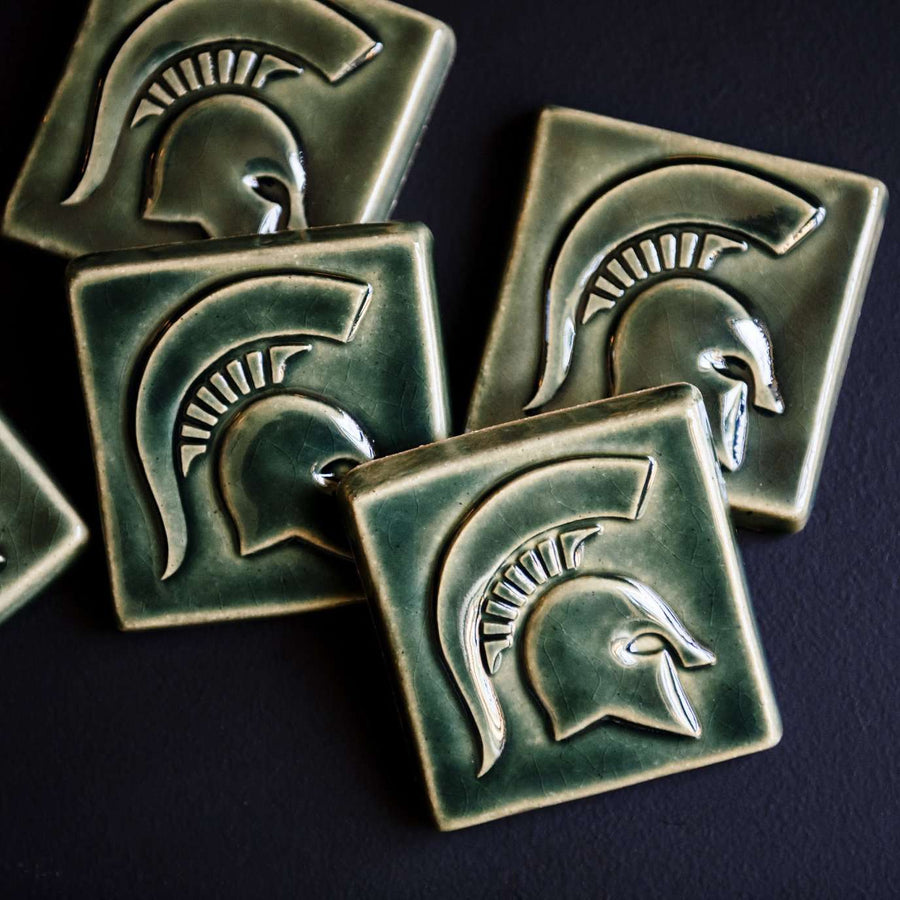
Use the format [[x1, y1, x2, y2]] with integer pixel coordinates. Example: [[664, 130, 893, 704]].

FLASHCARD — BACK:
[[0, 0, 897, 896]]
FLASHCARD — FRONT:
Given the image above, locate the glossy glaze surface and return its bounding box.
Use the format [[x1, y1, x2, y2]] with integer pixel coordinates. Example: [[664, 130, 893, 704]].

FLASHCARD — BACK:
[[344, 384, 781, 829], [3, 0, 454, 256], [467, 108, 886, 530], [69, 223, 449, 628]]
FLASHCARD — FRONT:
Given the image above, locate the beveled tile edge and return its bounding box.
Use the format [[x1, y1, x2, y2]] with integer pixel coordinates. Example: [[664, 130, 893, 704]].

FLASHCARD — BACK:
[[431, 726, 784, 832], [1, 0, 101, 257], [763, 176, 887, 533], [533, 105, 891, 193], [116, 597, 361, 632], [64, 222, 435, 287], [353, 386, 688, 499], [358, 2, 456, 223], [0, 416, 89, 624]]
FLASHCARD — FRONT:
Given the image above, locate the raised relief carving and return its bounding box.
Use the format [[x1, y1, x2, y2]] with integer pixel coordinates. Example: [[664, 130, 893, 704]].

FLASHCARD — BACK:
[[527, 164, 824, 471], [66, 0, 381, 235], [612, 279, 784, 471], [132, 273, 375, 579], [524, 575, 715, 742], [436, 456, 715, 776]]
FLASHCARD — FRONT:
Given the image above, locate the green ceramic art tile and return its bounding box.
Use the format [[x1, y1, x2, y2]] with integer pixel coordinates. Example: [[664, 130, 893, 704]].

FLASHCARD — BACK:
[[69, 223, 449, 629], [343, 384, 781, 829], [0, 413, 88, 624], [467, 107, 887, 531], [3, 0, 454, 257]]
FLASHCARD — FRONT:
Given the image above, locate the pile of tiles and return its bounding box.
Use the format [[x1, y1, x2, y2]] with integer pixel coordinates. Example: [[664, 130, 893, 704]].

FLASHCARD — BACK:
[[0, 0, 885, 829]]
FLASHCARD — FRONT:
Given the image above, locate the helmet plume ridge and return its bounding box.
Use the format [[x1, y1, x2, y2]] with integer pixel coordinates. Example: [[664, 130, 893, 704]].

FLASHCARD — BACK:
[[178, 344, 310, 476], [131, 45, 305, 128], [480, 525, 602, 675], [582, 228, 749, 324]]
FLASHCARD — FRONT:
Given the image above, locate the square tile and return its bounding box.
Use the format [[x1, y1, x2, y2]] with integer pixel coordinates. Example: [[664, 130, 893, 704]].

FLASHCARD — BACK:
[[344, 384, 781, 829], [0, 413, 88, 623], [4, 0, 454, 256], [468, 108, 887, 530], [69, 223, 449, 628]]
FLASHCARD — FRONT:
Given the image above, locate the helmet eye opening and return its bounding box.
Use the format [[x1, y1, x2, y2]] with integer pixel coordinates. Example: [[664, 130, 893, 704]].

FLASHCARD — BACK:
[[712, 352, 784, 418], [245, 175, 292, 231], [313, 456, 364, 494], [712, 353, 752, 383], [626, 632, 667, 656]]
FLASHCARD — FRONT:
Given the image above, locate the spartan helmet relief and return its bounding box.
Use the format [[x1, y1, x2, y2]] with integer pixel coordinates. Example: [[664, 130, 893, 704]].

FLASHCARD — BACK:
[[436, 455, 715, 776], [611, 279, 783, 471], [526, 163, 825, 469], [133, 272, 374, 579], [219, 393, 373, 558], [64, 0, 382, 236], [525, 575, 715, 741], [143, 94, 309, 236]]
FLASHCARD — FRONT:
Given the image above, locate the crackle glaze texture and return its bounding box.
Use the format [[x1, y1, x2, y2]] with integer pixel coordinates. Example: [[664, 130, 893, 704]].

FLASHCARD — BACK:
[[69, 223, 449, 628], [0, 413, 87, 623], [344, 385, 781, 829], [467, 108, 886, 531], [3, 0, 454, 256], [0, 0, 895, 893]]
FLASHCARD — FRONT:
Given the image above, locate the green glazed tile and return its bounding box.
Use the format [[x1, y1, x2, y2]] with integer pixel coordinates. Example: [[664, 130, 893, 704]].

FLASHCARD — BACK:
[[69, 223, 449, 629], [343, 384, 781, 830], [0, 413, 88, 624], [468, 108, 887, 531], [3, 0, 454, 257]]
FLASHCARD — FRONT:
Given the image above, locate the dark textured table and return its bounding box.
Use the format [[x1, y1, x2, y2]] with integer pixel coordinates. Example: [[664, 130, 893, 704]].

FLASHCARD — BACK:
[[0, 0, 896, 896]]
